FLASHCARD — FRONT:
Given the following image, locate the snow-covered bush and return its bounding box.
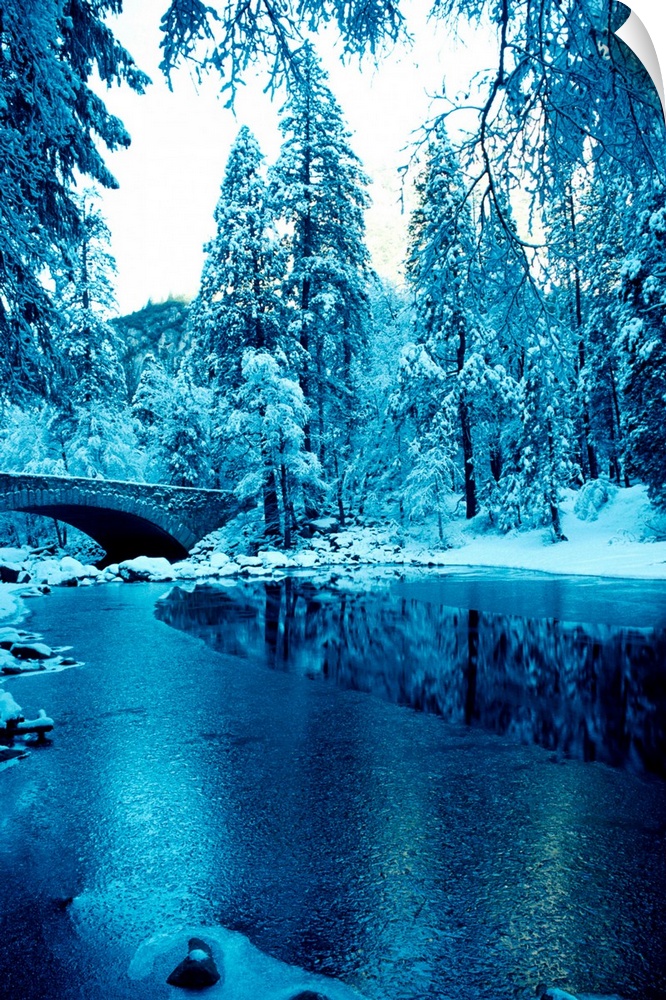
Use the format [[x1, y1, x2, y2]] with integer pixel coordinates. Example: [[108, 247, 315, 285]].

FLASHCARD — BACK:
[[573, 479, 619, 521]]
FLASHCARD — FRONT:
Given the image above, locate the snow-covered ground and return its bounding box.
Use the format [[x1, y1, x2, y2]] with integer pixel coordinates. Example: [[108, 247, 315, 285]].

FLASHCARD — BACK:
[[432, 484, 666, 580], [0, 585, 23, 624]]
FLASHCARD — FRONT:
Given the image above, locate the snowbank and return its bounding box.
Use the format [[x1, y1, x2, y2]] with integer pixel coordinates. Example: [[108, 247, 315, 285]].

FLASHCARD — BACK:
[[437, 485, 666, 580], [0, 585, 22, 623]]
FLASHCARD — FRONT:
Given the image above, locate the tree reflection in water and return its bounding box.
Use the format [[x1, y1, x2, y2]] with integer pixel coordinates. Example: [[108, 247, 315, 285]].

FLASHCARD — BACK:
[[156, 579, 666, 779]]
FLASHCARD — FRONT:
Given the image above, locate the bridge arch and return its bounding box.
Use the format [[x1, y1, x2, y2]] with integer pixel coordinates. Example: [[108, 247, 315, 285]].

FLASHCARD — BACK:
[[0, 473, 235, 564]]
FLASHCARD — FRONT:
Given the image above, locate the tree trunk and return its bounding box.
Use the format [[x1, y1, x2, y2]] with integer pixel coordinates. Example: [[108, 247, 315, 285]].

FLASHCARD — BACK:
[[434, 475, 444, 543], [459, 396, 477, 518], [333, 450, 346, 527], [547, 425, 567, 541], [52, 519, 67, 548], [280, 462, 292, 548], [261, 438, 280, 538], [569, 191, 598, 481], [456, 314, 477, 519], [299, 117, 314, 454], [608, 359, 629, 487]]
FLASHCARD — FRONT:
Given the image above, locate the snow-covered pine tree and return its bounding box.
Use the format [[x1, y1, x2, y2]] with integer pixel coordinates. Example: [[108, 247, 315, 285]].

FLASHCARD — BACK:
[[132, 356, 212, 486], [517, 326, 577, 539], [231, 349, 324, 545], [618, 182, 666, 508], [189, 126, 285, 394], [57, 195, 127, 407], [405, 120, 480, 520], [0, 0, 148, 400], [132, 354, 171, 438], [49, 194, 142, 480], [269, 42, 373, 484]]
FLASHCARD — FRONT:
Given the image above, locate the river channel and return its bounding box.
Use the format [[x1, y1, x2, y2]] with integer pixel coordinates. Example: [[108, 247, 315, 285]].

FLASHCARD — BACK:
[[1, 570, 665, 1000]]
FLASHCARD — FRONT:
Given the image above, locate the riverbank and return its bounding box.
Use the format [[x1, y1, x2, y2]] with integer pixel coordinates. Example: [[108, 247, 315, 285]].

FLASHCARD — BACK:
[[1, 484, 665, 593]]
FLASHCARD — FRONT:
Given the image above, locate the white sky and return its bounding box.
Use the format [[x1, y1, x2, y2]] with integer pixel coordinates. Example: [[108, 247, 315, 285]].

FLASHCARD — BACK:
[[96, 1, 666, 316]]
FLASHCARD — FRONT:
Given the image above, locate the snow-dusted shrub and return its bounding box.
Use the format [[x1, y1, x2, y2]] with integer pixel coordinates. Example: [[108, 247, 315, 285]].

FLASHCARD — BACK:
[[573, 478, 618, 521]]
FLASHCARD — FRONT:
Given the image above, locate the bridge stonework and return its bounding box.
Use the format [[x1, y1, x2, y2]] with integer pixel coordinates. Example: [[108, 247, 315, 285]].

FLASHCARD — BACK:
[[0, 473, 237, 564]]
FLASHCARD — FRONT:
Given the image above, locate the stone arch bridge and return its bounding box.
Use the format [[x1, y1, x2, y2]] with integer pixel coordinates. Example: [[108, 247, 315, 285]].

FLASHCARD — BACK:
[[0, 473, 238, 564]]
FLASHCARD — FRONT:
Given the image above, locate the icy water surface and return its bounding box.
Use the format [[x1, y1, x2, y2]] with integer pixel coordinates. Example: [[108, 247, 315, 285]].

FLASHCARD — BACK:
[[0, 573, 665, 1000]]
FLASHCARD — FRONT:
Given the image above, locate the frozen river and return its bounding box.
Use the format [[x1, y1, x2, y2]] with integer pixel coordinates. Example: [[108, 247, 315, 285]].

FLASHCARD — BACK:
[[1, 571, 665, 1000]]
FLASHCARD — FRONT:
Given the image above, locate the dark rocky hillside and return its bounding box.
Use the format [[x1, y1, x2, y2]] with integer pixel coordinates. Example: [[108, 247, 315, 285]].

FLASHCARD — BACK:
[[112, 298, 191, 395]]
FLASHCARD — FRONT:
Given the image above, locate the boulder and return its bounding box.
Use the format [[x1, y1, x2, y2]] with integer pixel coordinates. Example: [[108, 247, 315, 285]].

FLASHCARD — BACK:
[[10, 642, 53, 660], [257, 550, 291, 568], [59, 556, 87, 578], [118, 556, 174, 582], [209, 552, 230, 568], [292, 551, 319, 568], [236, 555, 263, 568], [288, 993, 332, 1000], [308, 517, 340, 535], [0, 547, 29, 564], [0, 562, 21, 583], [166, 937, 221, 990], [32, 559, 64, 586], [0, 689, 22, 727], [0, 628, 28, 649]]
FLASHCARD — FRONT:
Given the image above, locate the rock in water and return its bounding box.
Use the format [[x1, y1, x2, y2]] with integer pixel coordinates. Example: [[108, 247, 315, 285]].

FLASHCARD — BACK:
[[289, 992, 332, 1000], [9, 642, 53, 661], [166, 937, 222, 990]]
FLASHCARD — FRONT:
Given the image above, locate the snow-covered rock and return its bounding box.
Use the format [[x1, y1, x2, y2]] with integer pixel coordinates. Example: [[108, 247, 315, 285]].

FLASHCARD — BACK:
[[291, 551, 319, 568], [309, 516, 340, 534], [59, 555, 87, 578], [0, 690, 22, 727], [0, 627, 29, 649], [0, 547, 29, 565], [166, 937, 221, 989], [32, 558, 66, 586], [236, 555, 263, 568], [118, 557, 175, 582], [10, 641, 53, 661], [216, 562, 241, 577], [257, 550, 292, 568], [210, 552, 231, 568]]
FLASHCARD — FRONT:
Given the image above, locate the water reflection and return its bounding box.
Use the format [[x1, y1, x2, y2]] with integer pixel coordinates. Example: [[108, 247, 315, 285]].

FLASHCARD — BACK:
[[156, 579, 666, 780]]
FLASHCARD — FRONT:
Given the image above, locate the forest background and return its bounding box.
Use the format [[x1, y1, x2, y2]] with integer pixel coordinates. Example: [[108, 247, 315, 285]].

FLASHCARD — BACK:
[[1, 0, 665, 554]]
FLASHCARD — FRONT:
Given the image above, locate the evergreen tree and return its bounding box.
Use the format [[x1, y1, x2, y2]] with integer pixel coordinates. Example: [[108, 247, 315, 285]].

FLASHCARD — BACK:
[[618, 182, 666, 508], [158, 0, 405, 101], [132, 356, 212, 486], [189, 126, 285, 392], [132, 354, 172, 438], [231, 349, 324, 545], [405, 121, 480, 519], [516, 327, 577, 539], [57, 194, 127, 408], [0, 0, 148, 399], [47, 194, 136, 479], [269, 42, 373, 481]]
